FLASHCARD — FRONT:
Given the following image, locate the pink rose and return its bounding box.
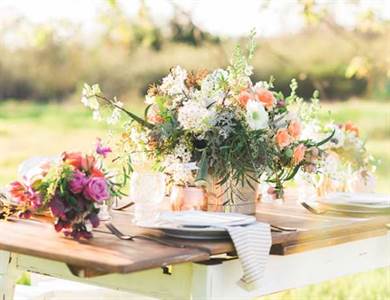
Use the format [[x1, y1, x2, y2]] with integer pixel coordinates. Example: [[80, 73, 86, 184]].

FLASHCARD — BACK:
[[69, 170, 88, 194], [83, 177, 109, 203]]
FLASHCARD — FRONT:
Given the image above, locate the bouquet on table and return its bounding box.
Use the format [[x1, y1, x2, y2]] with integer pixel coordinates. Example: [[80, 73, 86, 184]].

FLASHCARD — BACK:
[[0, 140, 122, 239], [296, 104, 377, 200], [81, 32, 333, 212]]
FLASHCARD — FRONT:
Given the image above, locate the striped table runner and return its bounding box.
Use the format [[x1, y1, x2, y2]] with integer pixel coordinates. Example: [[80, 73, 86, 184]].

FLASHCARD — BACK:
[[225, 223, 271, 291]]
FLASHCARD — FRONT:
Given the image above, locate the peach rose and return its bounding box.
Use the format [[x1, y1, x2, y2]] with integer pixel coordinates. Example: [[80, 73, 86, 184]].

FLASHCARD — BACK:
[[238, 90, 253, 107], [147, 105, 164, 124], [343, 121, 359, 136], [293, 144, 306, 165], [275, 128, 291, 149], [148, 113, 164, 124], [288, 120, 302, 140], [255, 88, 275, 110]]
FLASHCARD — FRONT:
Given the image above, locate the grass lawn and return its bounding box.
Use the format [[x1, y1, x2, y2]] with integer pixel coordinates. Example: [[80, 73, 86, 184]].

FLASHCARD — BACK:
[[0, 99, 389, 299]]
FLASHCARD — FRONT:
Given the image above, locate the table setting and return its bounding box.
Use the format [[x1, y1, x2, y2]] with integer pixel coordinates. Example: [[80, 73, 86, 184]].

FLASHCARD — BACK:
[[0, 34, 389, 294]]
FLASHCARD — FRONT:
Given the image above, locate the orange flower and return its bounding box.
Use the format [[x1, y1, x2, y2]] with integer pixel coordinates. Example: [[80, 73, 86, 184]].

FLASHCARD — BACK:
[[288, 120, 302, 140], [275, 128, 292, 149], [238, 90, 253, 107], [343, 121, 359, 136], [293, 144, 306, 165], [255, 88, 275, 110], [81, 154, 97, 173], [90, 167, 105, 178], [62, 152, 83, 169], [8, 181, 29, 203]]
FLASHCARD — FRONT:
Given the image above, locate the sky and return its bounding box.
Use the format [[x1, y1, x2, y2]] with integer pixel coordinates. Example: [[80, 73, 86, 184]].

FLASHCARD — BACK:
[[0, 0, 389, 38]]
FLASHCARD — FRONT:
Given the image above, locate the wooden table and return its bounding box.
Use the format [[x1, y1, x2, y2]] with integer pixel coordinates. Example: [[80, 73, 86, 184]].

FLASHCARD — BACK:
[[0, 199, 389, 300]]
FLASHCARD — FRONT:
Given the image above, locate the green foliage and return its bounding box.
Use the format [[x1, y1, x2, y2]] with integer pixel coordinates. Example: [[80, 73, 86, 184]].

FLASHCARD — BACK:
[[16, 272, 31, 286]]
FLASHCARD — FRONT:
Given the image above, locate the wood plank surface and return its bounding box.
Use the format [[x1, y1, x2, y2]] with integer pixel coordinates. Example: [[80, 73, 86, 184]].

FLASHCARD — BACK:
[[0, 197, 388, 274]]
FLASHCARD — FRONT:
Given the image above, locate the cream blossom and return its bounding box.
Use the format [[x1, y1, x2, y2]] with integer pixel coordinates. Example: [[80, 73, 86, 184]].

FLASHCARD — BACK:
[[246, 100, 269, 130], [177, 101, 215, 134], [327, 124, 345, 148], [160, 66, 187, 96]]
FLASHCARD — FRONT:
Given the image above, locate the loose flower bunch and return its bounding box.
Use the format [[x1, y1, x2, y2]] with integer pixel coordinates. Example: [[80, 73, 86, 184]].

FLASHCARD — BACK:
[[297, 100, 377, 196], [82, 32, 332, 202], [1, 140, 121, 240]]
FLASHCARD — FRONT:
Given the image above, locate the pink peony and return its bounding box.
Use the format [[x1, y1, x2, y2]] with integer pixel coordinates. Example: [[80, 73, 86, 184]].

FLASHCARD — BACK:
[[83, 177, 109, 203], [69, 170, 88, 194]]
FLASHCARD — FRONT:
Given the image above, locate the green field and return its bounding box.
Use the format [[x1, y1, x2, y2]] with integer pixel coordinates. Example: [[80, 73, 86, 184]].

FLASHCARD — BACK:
[[0, 99, 389, 299]]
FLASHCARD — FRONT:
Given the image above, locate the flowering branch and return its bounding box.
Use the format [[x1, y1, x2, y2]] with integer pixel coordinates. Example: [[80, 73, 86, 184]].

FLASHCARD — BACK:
[[93, 94, 155, 130]]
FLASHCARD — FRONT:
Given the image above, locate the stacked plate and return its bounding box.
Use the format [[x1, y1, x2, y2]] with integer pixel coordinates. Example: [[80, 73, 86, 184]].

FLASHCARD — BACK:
[[137, 211, 256, 240], [318, 192, 390, 215]]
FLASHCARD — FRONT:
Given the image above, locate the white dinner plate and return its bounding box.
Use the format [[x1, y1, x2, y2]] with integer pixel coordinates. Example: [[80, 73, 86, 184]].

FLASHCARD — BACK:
[[159, 211, 256, 227], [137, 211, 257, 240], [323, 192, 390, 206], [317, 192, 390, 215]]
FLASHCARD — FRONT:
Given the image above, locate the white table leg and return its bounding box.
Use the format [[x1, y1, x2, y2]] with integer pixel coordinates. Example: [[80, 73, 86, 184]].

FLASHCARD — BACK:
[[0, 251, 19, 300]]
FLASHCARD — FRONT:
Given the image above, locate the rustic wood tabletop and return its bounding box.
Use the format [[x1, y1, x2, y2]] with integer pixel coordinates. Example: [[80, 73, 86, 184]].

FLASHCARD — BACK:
[[0, 197, 388, 276]]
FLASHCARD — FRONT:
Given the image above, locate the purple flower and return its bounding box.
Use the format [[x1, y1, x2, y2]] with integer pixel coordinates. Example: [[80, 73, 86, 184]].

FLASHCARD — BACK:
[[83, 177, 109, 203], [69, 170, 88, 194], [49, 196, 66, 219], [88, 213, 100, 228], [26, 187, 42, 209], [96, 138, 112, 158]]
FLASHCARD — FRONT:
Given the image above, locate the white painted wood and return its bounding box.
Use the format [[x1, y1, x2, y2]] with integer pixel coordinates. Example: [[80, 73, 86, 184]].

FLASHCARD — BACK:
[[15, 276, 155, 300], [189, 232, 390, 299], [16, 256, 192, 300], [8, 232, 390, 300], [0, 251, 20, 300]]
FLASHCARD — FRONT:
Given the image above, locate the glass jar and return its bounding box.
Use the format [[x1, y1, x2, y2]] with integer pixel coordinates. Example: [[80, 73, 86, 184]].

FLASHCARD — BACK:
[[130, 170, 165, 224]]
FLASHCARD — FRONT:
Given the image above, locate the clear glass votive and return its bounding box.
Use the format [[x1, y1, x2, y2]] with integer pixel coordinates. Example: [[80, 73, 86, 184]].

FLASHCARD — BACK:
[[130, 170, 165, 225]]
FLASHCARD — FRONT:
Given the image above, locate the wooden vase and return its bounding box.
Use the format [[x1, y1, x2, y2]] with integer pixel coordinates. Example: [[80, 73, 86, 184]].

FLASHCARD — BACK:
[[205, 177, 258, 215]]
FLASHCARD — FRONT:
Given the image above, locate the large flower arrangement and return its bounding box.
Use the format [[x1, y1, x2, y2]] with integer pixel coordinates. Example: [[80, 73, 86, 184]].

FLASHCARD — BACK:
[[0, 141, 121, 239], [81, 34, 333, 203]]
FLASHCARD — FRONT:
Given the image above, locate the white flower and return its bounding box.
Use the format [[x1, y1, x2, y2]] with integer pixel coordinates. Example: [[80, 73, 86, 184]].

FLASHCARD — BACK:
[[301, 121, 322, 141], [254, 81, 272, 90], [160, 66, 187, 96], [177, 101, 215, 134], [274, 111, 297, 129], [106, 107, 121, 125], [162, 141, 195, 185], [92, 110, 102, 121], [243, 64, 254, 76], [246, 100, 269, 130], [145, 95, 155, 105], [167, 95, 185, 110], [327, 124, 345, 148], [81, 83, 101, 110]]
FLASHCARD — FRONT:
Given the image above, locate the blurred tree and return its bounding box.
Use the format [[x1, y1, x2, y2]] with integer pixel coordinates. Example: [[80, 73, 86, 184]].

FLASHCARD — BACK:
[[99, 0, 162, 51], [168, 1, 220, 46], [297, 0, 390, 98]]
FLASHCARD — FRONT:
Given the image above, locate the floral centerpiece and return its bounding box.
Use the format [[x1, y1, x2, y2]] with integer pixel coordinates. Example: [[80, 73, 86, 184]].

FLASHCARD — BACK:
[[0, 140, 122, 239], [297, 104, 377, 200], [81, 33, 332, 213]]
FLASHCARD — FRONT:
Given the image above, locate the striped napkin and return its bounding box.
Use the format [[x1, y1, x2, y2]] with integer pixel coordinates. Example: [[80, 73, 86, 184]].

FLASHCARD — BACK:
[[225, 223, 271, 291]]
